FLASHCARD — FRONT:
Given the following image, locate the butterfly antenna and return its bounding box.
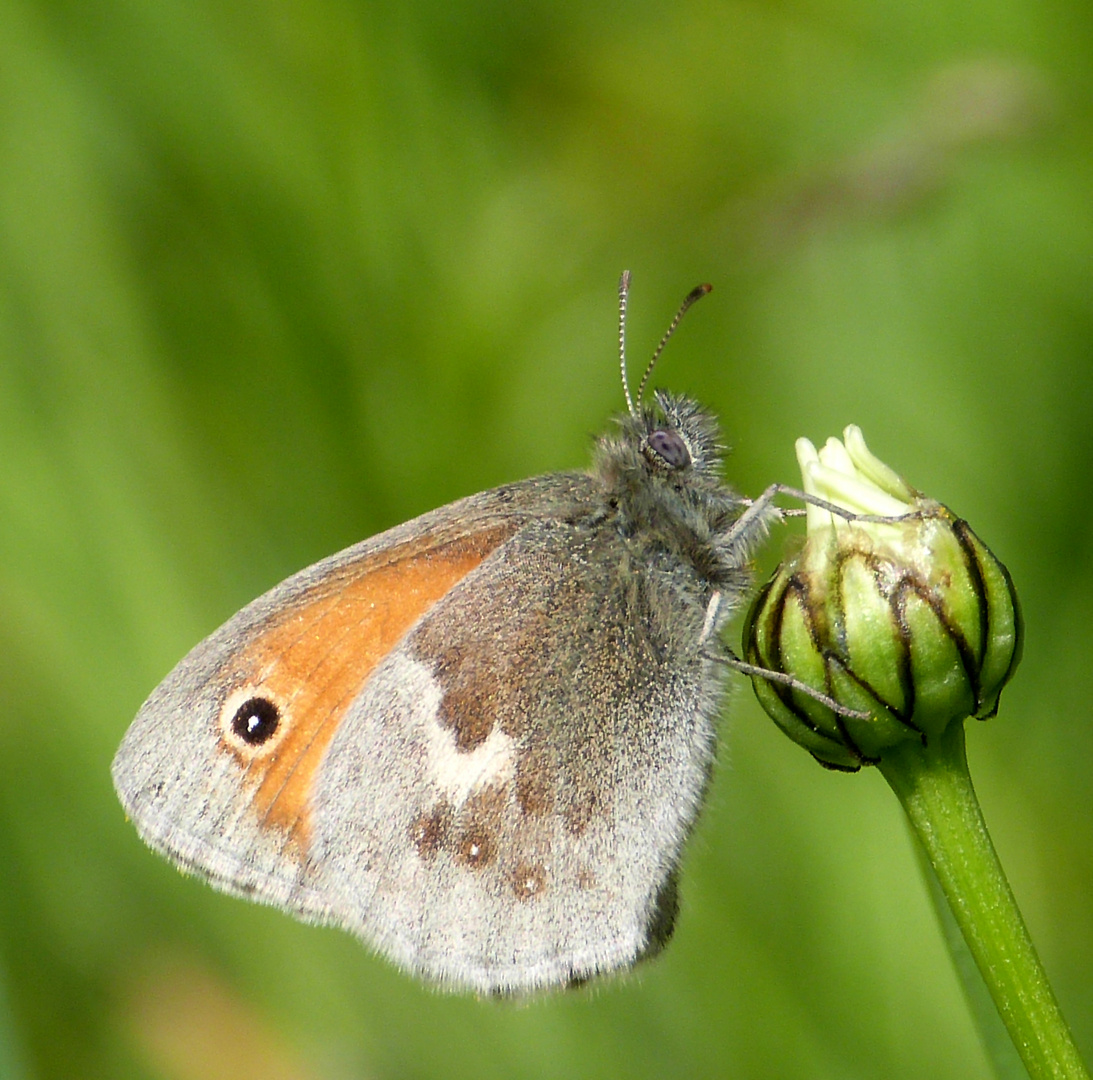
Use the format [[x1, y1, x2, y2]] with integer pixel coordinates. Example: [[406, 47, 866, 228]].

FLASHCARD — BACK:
[[634, 282, 713, 407], [618, 270, 636, 417]]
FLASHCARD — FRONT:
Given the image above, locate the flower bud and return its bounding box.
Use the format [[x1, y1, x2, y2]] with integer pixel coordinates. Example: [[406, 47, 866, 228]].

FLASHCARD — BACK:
[[743, 426, 1022, 771]]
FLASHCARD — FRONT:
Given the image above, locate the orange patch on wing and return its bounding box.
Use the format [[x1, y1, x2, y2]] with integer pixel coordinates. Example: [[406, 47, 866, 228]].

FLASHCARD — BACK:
[[227, 525, 515, 843]]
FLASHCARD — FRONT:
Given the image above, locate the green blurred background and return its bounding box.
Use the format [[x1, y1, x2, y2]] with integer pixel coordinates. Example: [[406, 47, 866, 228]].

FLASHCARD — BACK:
[[1, 0, 1091, 1077]]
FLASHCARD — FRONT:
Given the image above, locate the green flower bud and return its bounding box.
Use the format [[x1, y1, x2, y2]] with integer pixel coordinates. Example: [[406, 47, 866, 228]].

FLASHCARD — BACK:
[[743, 426, 1022, 771]]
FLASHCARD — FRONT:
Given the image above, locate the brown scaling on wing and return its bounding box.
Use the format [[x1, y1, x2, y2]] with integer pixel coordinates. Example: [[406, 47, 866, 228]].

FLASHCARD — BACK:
[[409, 784, 508, 871], [452, 783, 507, 869], [410, 800, 453, 860], [406, 550, 630, 888], [562, 787, 600, 837], [414, 608, 555, 885], [222, 524, 518, 846], [511, 861, 548, 900], [515, 758, 554, 818], [433, 645, 502, 751]]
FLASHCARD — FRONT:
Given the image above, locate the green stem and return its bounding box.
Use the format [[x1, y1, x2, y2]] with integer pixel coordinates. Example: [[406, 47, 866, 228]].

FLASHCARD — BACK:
[[878, 722, 1089, 1080]]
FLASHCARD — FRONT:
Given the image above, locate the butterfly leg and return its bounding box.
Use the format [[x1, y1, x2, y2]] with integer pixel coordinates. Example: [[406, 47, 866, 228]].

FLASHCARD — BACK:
[[708, 646, 872, 721], [737, 482, 926, 528]]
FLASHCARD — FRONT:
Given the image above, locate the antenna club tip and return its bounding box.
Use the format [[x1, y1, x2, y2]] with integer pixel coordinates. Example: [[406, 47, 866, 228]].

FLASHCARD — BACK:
[[691, 282, 713, 300]]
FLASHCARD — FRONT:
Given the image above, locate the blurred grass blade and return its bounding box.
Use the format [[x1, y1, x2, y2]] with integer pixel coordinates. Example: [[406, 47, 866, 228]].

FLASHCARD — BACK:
[[0, 957, 31, 1080]]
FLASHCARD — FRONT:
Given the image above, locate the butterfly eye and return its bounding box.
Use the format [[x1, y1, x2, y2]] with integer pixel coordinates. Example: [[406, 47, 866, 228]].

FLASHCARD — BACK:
[[230, 696, 281, 746], [645, 429, 691, 470]]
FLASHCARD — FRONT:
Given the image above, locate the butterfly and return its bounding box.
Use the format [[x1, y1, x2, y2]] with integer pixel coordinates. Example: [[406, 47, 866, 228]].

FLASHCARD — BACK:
[[112, 273, 775, 994]]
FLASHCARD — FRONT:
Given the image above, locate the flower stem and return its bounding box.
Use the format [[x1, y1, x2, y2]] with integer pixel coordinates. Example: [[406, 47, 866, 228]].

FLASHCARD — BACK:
[[878, 722, 1090, 1080]]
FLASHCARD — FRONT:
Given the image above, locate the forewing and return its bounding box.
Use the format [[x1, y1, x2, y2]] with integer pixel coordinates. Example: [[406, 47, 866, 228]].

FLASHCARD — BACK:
[[111, 478, 592, 922]]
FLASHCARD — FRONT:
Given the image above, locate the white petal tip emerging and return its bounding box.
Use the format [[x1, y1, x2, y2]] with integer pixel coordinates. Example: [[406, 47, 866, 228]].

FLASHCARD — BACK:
[[795, 438, 832, 533], [796, 426, 915, 536], [843, 425, 916, 501]]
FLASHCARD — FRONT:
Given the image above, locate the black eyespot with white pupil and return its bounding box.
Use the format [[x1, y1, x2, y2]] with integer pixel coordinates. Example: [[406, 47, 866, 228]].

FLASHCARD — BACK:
[[231, 697, 280, 745], [646, 429, 691, 469]]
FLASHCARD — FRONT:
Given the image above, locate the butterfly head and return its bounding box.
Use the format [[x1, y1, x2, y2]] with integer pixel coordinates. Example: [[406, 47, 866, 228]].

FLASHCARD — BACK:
[[598, 389, 725, 492]]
